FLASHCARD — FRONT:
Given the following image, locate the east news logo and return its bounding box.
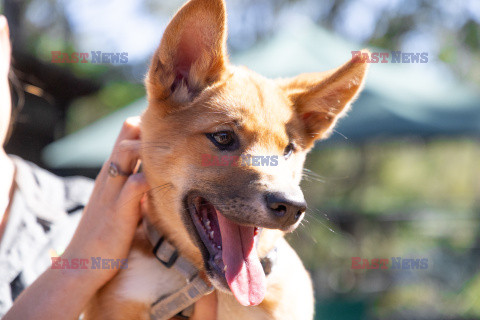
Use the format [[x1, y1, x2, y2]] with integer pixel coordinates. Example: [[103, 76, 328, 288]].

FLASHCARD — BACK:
[[352, 51, 429, 63], [351, 257, 429, 270], [51, 51, 128, 64]]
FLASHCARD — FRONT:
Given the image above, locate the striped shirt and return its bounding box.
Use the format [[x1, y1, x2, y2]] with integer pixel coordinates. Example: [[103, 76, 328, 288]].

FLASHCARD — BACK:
[[0, 156, 93, 316]]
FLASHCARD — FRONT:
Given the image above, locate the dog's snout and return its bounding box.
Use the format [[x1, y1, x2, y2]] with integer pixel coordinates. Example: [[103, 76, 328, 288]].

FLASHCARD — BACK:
[[266, 193, 306, 225]]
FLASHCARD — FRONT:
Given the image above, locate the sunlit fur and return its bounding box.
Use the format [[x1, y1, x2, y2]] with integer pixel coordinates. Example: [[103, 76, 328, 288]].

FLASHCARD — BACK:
[[84, 0, 368, 319]]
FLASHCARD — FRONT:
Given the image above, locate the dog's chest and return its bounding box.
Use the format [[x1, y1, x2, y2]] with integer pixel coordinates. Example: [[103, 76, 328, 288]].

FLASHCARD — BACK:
[[115, 248, 186, 304]]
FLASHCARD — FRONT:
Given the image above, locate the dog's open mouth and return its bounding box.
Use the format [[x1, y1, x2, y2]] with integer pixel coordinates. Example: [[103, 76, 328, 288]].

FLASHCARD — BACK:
[[187, 196, 266, 306]]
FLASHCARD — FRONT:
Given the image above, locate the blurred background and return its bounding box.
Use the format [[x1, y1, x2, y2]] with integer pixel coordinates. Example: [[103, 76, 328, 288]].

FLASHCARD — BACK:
[[2, 0, 480, 318]]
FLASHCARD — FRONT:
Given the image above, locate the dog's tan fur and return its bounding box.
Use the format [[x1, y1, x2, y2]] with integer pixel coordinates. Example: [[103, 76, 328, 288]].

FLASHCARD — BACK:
[[84, 0, 367, 319]]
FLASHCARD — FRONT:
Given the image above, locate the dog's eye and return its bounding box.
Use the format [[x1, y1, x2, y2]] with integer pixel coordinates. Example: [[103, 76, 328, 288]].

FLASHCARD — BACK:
[[206, 131, 238, 151], [284, 143, 294, 159], [213, 131, 233, 145]]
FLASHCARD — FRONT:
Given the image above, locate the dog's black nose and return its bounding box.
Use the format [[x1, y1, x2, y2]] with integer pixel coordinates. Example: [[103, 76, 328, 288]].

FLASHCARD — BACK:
[[266, 193, 306, 224]]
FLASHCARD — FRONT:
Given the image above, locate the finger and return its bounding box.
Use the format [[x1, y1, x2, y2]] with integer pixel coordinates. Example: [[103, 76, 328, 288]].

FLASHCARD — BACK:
[[94, 117, 142, 200], [96, 117, 142, 182], [115, 117, 141, 144], [111, 139, 141, 174], [0, 16, 11, 79], [101, 140, 142, 199], [116, 173, 150, 222]]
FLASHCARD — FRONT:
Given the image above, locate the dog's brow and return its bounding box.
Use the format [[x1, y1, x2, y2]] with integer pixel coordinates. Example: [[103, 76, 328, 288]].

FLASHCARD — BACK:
[[212, 119, 242, 129]]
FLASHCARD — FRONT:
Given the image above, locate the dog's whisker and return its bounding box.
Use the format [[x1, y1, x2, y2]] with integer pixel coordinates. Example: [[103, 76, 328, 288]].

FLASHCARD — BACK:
[[140, 142, 172, 147], [138, 146, 171, 150], [332, 129, 348, 140], [109, 146, 172, 156], [145, 183, 175, 198], [302, 168, 325, 183], [301, 207, 338, 235], [114, 182, 177, 210], [118, 190, 148, 208]]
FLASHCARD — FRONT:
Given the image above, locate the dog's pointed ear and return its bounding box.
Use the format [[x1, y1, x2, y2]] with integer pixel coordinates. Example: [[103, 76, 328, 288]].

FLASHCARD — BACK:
[[147, 0, 228, 107], [280, 51, 369, 146]]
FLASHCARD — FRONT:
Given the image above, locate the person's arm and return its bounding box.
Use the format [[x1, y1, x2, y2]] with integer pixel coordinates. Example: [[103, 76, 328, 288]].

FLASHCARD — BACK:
[[4, 118, 149, 320], [4, 264, 113, 319]]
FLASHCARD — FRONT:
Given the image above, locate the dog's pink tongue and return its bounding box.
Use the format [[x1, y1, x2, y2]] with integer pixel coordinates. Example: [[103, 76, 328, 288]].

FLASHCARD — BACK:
[[217, 212, 266, 306]]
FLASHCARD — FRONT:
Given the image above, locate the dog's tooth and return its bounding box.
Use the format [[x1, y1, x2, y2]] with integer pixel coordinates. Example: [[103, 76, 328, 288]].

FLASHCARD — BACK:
[[224, 265, 227, 272], [204, 219, 211, 230], [209, 231, 214, 239], [217, 245, 221, 250]]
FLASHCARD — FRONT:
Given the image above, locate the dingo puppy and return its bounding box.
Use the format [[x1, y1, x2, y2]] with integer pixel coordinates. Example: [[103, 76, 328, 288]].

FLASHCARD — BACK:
[[85, 0, 367, 319]]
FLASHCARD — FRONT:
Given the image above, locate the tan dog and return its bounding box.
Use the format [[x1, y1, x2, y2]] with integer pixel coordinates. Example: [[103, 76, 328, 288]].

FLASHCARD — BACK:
[[84, 0, 367, 319]]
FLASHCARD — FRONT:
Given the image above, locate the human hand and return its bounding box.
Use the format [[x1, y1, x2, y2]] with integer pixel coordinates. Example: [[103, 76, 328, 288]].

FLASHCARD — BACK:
[[4, 118, 150, 319], [61, 116, 149, 286]]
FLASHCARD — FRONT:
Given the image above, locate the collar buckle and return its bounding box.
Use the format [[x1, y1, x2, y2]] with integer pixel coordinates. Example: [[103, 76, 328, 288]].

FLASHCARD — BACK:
[[153, 236, 179, 268]]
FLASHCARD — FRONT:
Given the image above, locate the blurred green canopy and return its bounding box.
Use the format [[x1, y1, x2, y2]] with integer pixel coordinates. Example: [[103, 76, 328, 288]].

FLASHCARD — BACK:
[[42, 19, 480, 169]]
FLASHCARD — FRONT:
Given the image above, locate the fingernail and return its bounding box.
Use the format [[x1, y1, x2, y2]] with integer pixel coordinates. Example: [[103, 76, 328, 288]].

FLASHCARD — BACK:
[[126, 116, 141, 126], [0, 16, 6, 29], [0, 16, 8, 35]]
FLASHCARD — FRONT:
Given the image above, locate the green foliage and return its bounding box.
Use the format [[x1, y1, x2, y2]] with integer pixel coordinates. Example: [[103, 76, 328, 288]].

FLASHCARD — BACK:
[[66, 82, 145, 133], [302, 139, 480, 216], [290, 139, 480, 318]]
